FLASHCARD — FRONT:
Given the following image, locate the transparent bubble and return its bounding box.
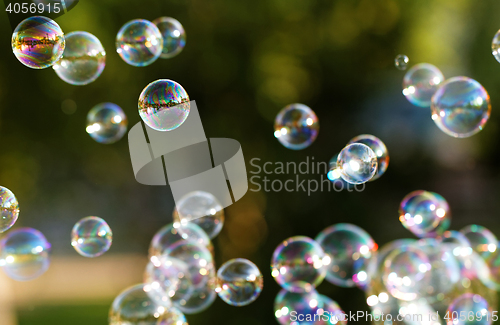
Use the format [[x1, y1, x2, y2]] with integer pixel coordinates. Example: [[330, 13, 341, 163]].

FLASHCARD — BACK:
[[86, 103, 128, 144], [446, 293, 492, 325], [337, 143, 378, 184], [216, 258, 263, 306], [274, 289, 323, 325], [0, 227, 51, 281], [402, 63, 444, 107], [347, 134, 389, 181], [53, 31, 105, 85], [156, 306, 188, 325], [138, 79, 190, 132], [431, 77, 491, 138], [439, 230, 471, 249], [11, 16, 65, 69], [116, 19, 163, 67], [173, 191, 224, 239], [491, 29, 500, 63], [316, 295, 347, 325], [175, 278, 217, 315], [71, 216, 112, 258], [274, 103, 319, 150], [375, 239, 416, 276], [0, 186, 19, 233], [399, 190, 450, 238], [460, 225, 498, 260], [395, 54, 409, 71], [326, 153, 355, 191], [149, 222, 211, 258], [109, 284, 170, 325], [271, 236, 327, 293], [152, 17, 186, 59]]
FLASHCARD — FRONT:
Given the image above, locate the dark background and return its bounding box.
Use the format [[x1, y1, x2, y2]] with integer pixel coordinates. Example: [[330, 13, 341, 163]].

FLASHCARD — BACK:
[[2, 0, 500, 324]]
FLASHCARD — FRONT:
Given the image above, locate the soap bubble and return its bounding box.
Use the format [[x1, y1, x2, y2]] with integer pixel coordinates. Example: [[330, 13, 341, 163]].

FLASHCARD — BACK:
[[149, 222, 211, 258], [460, 225, 498, 260], [86, 102, 128, 144], [316, 295, 347, 325], [175, 279, 217, 314], [53, 31, 105, 85], [402, 63, 444, 107], [11, 16, 65, 69], [431, 77, 491, 138], [439, 230, 471, 249], [337, 143, 378, 184], [173, 191, 224, 239], [446, 293, 492, 325], [271, 236, 327, 293], [116, 19, 163, 67], [71, 216, 112, 258], [138, 79, 190, 132], [274, 289, 324, 325], [399, 190, 450, 238], [0, 228, 51, 281], [156, 307, 188, 325], [347, 134, 389, 181], [274, 103, 319, 150], [216, 258, 263, 306], [315, 223, 377, 288], [0, 186, 19, 233], [395, 54, 409, 70], [491, 29, 500, 63], [152, 17, 186, 59]]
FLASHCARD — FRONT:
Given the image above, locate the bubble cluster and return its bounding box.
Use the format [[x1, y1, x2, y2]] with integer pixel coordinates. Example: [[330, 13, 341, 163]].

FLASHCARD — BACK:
[[395, 54, 409, 70], [86, 102, 128, 144], [347, 134, 389, 181], [216, 258, 263, 306], [274, 104, 319, 150], [402, 63, 444, 107], [116, 19, 163, 67], [152, 17, 186, 59], [71, 216, 112, 258], [0, 186, 19, 233], [138, 79, 190, 132], [337, 143, 378, 184]]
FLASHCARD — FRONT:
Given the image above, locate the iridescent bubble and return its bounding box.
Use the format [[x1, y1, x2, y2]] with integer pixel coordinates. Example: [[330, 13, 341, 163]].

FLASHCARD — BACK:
[[327, 153, 355, 191], [337, 143, 378, 184], [138, 79, 190, 131], [0, 186, 19, 233], [399, 190, 450, 238], [439, 230, 471, 249], [156, 307, 188, 325], [173, 191, 224, 239], [402, 63, 444, 107], [316, 295, 347, 325], [347, 134, 389, 181], [149, 222, 211, 258], [86, 102, 128, 144], [375, 239, 416, 275], [460, 225, 498, 260], [315, 223, 377, 288], [0, 227, 51, 281], [431, 77, 491, 138], [274, 289, 323, 325], [116, 19, 163, 67], [53, 31, 106, 85], [11, 16, 65, 69], [152, 17, 186, 59], [71, 216, 112, 258], [491, 29, 500, 63], [216, 258, 263, 306], [274, 103, 319, 150], [395, 54, 409, 71], [271, 236, 327, 293], [446, 293, 492, 325], [175, 279, 217, 315]]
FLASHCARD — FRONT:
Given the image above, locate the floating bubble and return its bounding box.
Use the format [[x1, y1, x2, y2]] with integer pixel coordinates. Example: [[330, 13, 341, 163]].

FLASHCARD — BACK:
[[0, 227, 51, 281], [431, 77, 491, 138], [216, 258, 263, 306], [71, 216, 112, 258], [316, 295, 347, 325], [395, 54, 409, 71], [337, 143, 378, 184], [375, 239, 416, 275], [402, 63, 444, 107], [156, 306, 189, 325], [0, 186, 19, 233], [53, 31, 106, 85], [149, 222, 211, 258], [116, 19, 163, 67], [491, 29, 500, 63], [460, 225, 498, 260], [11, 16, 65, 69], [173, 191, 224, 239], [152, 17, 186, 59], [399, 190, 450, 238], [439, 230, 471, 249], [274, 289, 324, 325], [315, 223, 377, 288], [347, 134, 389, 181], [446, 293, 492, 325], [138, 79, 190, 132], [86, 103, 128, 144], [175, 279, 217, 315], [274, 104, 319, 150], [271, 236, 327, 293]]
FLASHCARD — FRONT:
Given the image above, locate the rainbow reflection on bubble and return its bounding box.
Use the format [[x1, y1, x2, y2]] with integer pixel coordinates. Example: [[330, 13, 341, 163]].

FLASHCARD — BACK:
[[274, 104, 319, 150], [316, 295, 347, 325], [347, 134, 389, 181], [0, 186, 19, 233], [71, 216, 112, 258], [152, 17, 186, 59], [337, 143, 378, 184], [116, 19, 163, 67], [86, 103, 128, 144], [216, 258, 263, 307], [446, 293, 493, 325], [274, 289, 323, 325], [460, 225, 498, 260], [402, 63, 444, 107]]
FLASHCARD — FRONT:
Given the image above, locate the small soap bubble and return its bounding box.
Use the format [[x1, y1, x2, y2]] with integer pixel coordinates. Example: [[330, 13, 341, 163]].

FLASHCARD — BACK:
[[0, 186, 19, 233], [216, 258, 263, 306], [492, 29, 500, 63], [274, 289, 323, 325], [271, 236, 327, 293], [11, 16, 65, 69], [460, 225, 498, 260], [402, 63, 444, 107], [274, 103, 319, 150], [446, 293, 492, 325], [431, 77, 491, 138], [71, 216, 112, 258], [0, 227, 51, 281], [337, 143, 378, 184], [152, 17, 186, 59], [348, 134, 389, 181], [395, 54, 409, 70], [149, 222, 211, 258], [138, 79, 190, 132], [116, 19, 163, 67], [86, 102, 128, 144], [53, 31, 106, 85]]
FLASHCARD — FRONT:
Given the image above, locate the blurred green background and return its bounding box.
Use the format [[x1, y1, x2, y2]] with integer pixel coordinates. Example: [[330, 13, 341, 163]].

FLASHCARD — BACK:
[[2, 0, 500, 324]]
